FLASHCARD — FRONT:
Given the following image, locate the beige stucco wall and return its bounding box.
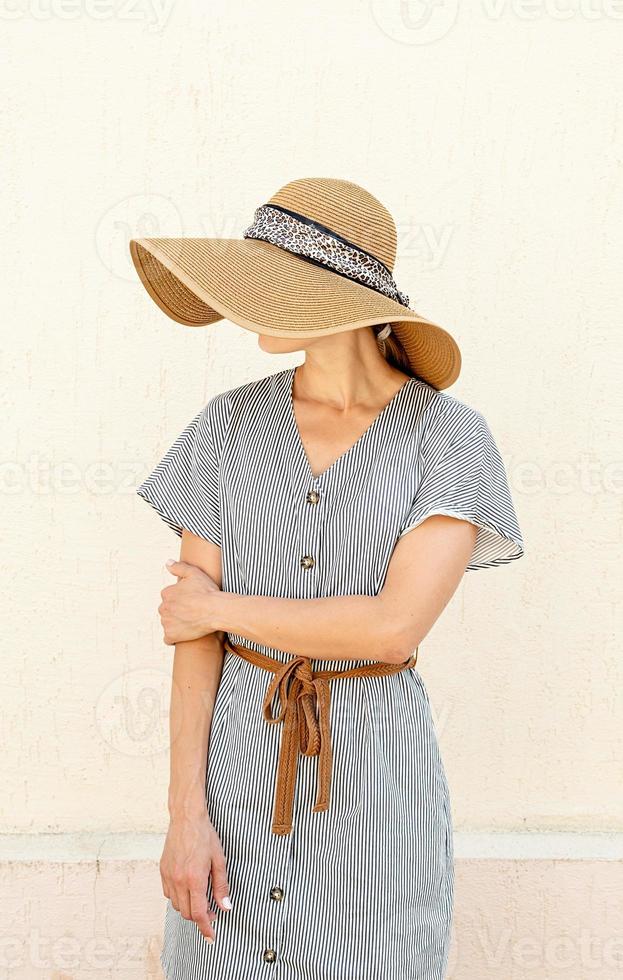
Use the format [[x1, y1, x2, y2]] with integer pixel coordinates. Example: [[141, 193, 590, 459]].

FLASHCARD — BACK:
[[1, 1, 621, 977]]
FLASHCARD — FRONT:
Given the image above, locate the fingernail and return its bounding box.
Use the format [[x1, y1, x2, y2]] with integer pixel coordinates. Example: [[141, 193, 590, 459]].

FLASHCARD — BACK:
[[165, 559, 175, 567], [206, 935, 214, 944], [222, 896, 232, 910]]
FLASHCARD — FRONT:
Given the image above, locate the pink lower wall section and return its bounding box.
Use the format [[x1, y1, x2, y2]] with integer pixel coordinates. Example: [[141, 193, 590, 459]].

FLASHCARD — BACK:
[[1, 850, 621, 979], [450, 860, 623, 979]]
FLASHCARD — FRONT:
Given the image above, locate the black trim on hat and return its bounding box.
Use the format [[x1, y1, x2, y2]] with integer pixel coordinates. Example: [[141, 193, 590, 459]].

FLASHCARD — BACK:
[[265, 202, 395, 277]]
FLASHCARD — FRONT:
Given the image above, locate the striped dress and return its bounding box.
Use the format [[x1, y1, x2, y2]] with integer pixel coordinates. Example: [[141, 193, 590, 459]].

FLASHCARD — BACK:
[[137, 365, 524, 980]]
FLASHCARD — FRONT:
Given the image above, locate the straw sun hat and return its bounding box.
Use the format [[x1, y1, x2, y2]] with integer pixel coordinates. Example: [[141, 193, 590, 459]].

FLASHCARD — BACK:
[[129, 177, 461, 390]]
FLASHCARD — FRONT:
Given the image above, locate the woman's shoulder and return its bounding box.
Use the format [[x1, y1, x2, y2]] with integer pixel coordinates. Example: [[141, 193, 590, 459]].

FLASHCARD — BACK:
[[200, 368, 289, 436], [204, 367, 287, 408], [409, 378, 487, 442]]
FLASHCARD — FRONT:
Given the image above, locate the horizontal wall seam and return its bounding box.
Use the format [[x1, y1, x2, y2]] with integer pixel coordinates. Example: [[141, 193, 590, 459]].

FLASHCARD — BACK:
[[0, 832, 621, 863]]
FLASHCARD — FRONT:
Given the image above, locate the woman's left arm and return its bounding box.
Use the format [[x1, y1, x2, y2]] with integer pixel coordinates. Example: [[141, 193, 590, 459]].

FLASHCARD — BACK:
[[160, 515, 477, 665]]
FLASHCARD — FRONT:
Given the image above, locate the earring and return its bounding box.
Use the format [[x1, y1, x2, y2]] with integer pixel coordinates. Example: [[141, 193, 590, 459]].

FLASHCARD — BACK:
[[377, 323, 392, 357]]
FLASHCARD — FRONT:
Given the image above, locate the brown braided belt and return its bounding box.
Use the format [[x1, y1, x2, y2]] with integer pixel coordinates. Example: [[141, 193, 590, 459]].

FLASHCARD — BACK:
[[223, 637, 418, 835]]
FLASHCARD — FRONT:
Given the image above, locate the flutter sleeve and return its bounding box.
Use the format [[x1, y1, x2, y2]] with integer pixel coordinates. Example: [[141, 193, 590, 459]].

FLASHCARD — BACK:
[[397, 397, 524, 571], [136, 397, 222, 547]]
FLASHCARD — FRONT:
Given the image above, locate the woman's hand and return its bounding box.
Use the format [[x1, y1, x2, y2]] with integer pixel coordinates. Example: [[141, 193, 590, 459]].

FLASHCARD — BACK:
[[160, 805, 232, 943], [159, 559, 222, 645]]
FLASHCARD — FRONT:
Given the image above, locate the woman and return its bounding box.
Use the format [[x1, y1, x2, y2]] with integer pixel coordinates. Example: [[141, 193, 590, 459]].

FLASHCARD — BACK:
[[130, 178, 524, 979]]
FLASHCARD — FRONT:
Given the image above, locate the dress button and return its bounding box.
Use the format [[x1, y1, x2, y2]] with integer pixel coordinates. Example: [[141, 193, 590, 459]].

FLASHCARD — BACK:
[[300, 555, 315, 570], [262, 948, 277, 963], [270, 885, 284, 901], [306, 489, 320, 505]]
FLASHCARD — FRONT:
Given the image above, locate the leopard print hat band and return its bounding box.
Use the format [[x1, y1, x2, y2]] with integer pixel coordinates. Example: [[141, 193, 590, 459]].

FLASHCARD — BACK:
[[243, 203, 410, 309]]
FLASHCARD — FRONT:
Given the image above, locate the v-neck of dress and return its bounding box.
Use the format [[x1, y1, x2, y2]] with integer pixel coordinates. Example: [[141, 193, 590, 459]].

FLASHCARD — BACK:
[[285, 365, 414, 484]]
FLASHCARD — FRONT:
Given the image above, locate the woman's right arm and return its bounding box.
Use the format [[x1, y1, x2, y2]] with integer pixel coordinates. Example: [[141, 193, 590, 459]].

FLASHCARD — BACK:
[[159, 528, 232, 944]]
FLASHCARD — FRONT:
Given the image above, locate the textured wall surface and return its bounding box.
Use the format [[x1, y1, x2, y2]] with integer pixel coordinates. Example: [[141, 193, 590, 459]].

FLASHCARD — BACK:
[[1, 0, 621, 976]]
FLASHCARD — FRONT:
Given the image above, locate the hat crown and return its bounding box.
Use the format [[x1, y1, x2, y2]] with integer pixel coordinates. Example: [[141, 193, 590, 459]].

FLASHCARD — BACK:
[[268, 178, 398, 272]]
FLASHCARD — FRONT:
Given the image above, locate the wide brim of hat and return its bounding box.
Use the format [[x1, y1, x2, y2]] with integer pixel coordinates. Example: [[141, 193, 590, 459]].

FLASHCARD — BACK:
[[129, 237, 461, 389]]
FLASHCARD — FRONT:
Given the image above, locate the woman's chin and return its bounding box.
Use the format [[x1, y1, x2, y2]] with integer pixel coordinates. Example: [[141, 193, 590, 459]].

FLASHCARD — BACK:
[[257, 334, 303, 354]]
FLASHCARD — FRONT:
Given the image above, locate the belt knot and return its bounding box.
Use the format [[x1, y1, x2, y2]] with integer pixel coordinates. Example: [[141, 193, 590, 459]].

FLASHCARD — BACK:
[[262, 655, 331, 789], [223, 639, 417, 835]]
